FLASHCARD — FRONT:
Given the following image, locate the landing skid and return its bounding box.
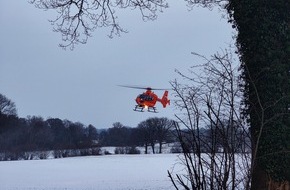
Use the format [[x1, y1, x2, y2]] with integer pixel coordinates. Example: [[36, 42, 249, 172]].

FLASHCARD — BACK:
[[134, 105, 158, 113]]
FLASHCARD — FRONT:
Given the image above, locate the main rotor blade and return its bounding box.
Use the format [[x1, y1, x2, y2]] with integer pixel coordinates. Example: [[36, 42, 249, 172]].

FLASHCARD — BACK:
[[117, 85, 148, 90], [118, 85, 170, 90]]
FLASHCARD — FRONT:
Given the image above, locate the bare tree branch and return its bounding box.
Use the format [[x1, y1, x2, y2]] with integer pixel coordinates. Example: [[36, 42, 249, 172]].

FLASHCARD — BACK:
[[29, 0, 168, 49], [169, 48, 251, 189]]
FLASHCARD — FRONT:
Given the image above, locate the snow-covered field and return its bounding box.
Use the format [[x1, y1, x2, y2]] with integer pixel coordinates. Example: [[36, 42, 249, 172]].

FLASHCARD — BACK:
[[0, 154, 182, 190]]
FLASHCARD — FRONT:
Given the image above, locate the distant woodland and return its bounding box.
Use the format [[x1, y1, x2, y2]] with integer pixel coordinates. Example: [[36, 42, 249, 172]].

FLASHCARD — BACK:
[[0, 93, 249, 161]]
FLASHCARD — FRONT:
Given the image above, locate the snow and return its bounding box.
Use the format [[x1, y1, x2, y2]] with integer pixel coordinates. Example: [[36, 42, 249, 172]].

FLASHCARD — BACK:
[[0, 154, 182, 190]]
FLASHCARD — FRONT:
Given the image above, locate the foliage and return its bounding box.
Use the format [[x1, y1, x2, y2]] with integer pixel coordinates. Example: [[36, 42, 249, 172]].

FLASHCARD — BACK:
[[227, 0, 290, 182]]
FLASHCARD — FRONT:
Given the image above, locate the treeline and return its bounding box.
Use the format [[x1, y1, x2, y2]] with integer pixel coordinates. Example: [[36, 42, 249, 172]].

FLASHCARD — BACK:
[[0, 114, 99, 159], [0, 113, 250, 158], [0, 93, 250, 161], [0, 113, 175, 160], [99, 118, 175, 154]]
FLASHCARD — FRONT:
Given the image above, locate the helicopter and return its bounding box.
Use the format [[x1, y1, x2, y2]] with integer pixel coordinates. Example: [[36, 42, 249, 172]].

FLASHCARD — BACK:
[[118, 85, 170, 113]]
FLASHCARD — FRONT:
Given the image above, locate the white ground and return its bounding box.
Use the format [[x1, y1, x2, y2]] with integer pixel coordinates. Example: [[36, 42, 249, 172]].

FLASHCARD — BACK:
[[0, 154, 183, 190]]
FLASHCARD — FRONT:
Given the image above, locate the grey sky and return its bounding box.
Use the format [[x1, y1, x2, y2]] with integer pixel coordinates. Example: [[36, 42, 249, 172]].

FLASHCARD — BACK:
[[0, 0, 234, 128]]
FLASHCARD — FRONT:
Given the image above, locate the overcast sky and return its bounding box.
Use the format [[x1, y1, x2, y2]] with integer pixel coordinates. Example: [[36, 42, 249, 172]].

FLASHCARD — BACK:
[[0, 0, 234, 128]]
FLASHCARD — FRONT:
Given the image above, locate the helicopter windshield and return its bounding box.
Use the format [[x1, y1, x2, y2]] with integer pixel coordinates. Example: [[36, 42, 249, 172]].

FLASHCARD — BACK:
[[138, 94, 153, 101]]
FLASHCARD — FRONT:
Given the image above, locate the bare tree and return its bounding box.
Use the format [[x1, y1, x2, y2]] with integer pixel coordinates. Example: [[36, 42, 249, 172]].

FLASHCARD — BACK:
[[137, 120, 151, 154], [137, 119, 157, 153], [147, 117, 174, 153], [0, 93, 17, 116], [168, 49, 251, 189], [107, 122, 131, 146], [29, 0, 229, 50], [137, 117, 173, 154], [29, 0, 168, 49]]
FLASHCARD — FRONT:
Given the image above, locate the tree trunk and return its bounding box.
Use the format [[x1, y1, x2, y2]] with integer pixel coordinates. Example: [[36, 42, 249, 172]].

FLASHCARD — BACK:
[[251, 163, 268, 190], [151, 143, 155, 154], [144, 143, 148, 154]]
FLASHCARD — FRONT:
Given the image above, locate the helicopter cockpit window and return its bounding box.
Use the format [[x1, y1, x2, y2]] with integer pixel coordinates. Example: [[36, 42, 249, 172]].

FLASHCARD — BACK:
[[139, 94, 153, 101]]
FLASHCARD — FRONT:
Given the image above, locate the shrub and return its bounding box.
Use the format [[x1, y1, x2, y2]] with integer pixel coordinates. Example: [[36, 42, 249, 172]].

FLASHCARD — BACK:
[[127, 146, 140, 154]]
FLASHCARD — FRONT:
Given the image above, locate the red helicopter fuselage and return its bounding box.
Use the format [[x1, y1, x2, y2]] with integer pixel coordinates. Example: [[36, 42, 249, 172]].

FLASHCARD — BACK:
[[135, 89, 170, 112]]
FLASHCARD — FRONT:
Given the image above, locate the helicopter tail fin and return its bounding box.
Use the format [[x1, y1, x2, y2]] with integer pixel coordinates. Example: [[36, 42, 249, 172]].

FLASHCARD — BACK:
[[161, 91, 170, 108]]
